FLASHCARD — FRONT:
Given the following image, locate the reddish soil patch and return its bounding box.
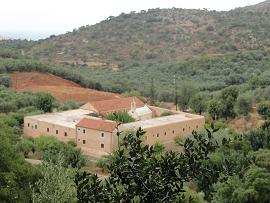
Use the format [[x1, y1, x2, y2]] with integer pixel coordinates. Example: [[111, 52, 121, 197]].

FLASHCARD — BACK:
[[10, 72, 120, 103], [10, 72, 80, 89], [229, 112, 265, 133]]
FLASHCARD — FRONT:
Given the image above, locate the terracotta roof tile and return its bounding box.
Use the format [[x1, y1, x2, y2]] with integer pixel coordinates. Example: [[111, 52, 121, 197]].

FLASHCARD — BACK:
[[82, 97, 144, 114], [76, 118, 118, 133]]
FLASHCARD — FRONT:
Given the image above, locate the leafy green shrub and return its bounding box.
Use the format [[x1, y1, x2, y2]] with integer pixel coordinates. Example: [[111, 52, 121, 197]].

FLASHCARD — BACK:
[[0, 75, 11, 87], [59, 100, 79, 111], [208, 99, 222, 120], [34, 136, 86, 168], [257, 101, 270, 119], [212, 166, 270, 203], [96, 155, 116, 173], [249, 149, 270, 170], [245, 128, 270, 150], [35, 92, 55, 113], [235, 94, 252, 116], [214, 121, 228, 129], [220, 86, 238, 119], [182, 187, 206, 203], [178, 82, 197, 111], [15, 139, 36, 158], [190, 93, 207, 115], [32, 156, 76, 203], [0, 113, 40, 202], [105, 111, 135, 123], [0, 101, 17, 113]]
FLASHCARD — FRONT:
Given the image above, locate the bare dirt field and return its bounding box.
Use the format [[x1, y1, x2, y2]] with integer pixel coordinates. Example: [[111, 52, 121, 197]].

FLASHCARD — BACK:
[[10, 72, 121, 102]]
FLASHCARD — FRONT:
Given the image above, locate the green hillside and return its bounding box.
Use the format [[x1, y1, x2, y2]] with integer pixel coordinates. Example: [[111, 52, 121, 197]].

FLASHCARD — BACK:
[[26, 1, 270, 66], [2, 50, 270, 103], [1, 1, 270, 103], [2, 1, 270, 203]]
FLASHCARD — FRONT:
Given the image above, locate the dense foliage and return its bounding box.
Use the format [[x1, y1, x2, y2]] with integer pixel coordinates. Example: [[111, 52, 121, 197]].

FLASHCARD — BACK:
[[35, 92, 55, 112], [75, 127, 219, 202], [0, 75, 11, 87], [0, 87, 85, 202], [32, 157, 77, 203], [3, 50, 270, 112], [31, 136, 86, 168], [75, 121, 270, 202], [1, 82, 270, 202], [105, 111, 135, 123], [0, 88, 56, 114], [0, 112, 40, 202]]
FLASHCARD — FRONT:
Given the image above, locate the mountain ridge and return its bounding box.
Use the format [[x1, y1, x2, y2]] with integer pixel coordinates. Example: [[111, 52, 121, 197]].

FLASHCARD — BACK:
[[21, 0, 270, 67]]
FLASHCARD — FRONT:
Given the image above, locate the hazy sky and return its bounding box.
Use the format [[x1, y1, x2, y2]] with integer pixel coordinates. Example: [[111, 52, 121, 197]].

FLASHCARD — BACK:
[[0, 0, 264, 40]]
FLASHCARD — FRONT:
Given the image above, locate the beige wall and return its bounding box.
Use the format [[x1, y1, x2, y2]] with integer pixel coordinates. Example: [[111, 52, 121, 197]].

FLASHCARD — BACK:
[[143, 117, 205, 145], [138, 112, 152, 121], [76, 127, 116, 153], [120, 115, 205, 146], [129, 111, 152, 121], [23, 117, 76, 142]]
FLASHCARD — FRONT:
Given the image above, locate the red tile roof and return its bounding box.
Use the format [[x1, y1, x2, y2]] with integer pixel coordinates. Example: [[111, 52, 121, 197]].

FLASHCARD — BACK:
[[76, 118, 118, 133], [81, 97, 144, 115]]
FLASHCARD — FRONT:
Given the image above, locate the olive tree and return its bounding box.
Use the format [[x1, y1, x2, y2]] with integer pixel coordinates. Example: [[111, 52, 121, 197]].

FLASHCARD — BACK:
[[75, 127, 219, 202], [235, 95, 252, 116], [35, 92, 55, 113]]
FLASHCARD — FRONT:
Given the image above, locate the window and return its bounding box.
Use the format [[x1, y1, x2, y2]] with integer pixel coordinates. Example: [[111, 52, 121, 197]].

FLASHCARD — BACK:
[[101, 132, 104, 137], [64, 132, 67, 136], [27, 123, 30, 127], [35, 125, 37, 129], [83, 129, 86, 134], [56, 130, 58, 135], [157, 133, 159, 137], [101, 144, 104, 148], [164, 132, 166, 136], [172, 130, 175, 134], [47, 128, 49, 132], [83, 140, 86, 144], [183, 128, 185, 132]]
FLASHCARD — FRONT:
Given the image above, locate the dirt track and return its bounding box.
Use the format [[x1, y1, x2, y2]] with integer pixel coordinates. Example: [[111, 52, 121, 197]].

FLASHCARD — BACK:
[[10, 72, 120, 102]]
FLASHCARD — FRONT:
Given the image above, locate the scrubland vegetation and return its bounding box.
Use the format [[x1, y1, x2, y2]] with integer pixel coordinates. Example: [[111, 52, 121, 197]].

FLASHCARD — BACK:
[[1, 81, 270, 202], [22, 2, 270, 65], [0, 87, 85, 202], [2, 50, 270, 122], [1, 1, 270, 202]]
